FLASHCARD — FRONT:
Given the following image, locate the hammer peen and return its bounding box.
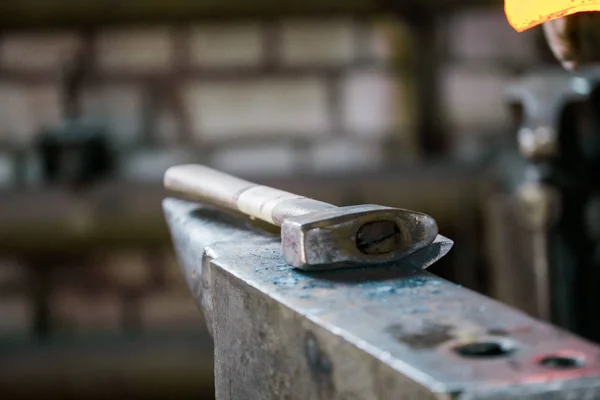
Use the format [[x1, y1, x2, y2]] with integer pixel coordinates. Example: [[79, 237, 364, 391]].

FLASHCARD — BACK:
[[164, 164, 439, 271]]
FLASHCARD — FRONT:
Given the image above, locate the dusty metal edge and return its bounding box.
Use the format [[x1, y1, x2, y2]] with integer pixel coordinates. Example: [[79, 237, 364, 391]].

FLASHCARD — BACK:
[[163, 198, 457, 393], [205, 241, 600, 399], [163, 198, 600, 399]]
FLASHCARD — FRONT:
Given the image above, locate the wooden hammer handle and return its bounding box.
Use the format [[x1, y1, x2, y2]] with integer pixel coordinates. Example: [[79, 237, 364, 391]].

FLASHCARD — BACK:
[[164, 164, 334, 226]]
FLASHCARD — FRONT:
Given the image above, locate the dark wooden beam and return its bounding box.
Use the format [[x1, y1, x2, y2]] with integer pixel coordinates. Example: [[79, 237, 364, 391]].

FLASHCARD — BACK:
[[0, 0, 501, 30]]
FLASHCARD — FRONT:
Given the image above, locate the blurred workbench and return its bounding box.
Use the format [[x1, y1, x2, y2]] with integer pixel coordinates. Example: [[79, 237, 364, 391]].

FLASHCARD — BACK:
[[0, 329, 214, 400], [0, 161, 486, 284]]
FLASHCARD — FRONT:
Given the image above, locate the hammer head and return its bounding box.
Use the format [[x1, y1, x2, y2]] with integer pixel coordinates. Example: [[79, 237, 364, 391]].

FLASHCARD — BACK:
[[281, 205, 438, 270]]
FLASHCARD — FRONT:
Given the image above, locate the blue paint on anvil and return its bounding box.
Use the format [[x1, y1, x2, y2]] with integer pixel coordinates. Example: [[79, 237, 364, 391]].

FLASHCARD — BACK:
[[272, 276, 300, 287], [401, 306, 429, 314], [256, 258, 451, 307], [300, 280, 336, 290], [198, 226, 454, 310], [242, 243, 450, 299], [362, 285, 398, 299]]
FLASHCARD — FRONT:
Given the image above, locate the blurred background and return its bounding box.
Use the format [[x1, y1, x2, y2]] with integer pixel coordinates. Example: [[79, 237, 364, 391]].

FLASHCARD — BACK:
[[0, 0, 570, 399]]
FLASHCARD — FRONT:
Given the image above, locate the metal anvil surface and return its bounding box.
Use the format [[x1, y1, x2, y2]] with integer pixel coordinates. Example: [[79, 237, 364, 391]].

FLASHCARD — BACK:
[[164, 198, 600, 400]]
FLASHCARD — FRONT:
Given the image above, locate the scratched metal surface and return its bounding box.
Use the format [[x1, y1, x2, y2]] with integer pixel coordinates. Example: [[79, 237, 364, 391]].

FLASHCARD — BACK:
[[164, 198, 600, 400]]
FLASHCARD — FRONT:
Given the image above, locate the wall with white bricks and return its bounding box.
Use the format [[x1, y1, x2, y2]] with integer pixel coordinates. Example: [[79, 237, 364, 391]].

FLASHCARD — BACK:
[[0, 9, 545, 184], [0, 16, 420, 182], [441, 8, 542, 158], [190, 23, 264, 67]]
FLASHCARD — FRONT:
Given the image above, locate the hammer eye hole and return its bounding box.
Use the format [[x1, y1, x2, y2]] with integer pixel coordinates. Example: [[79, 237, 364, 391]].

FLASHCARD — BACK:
[[356, 220, 402, 255]]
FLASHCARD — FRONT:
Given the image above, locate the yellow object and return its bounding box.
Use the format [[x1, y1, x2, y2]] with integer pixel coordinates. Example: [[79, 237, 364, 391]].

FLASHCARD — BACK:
[[505, 0, 600, 32]]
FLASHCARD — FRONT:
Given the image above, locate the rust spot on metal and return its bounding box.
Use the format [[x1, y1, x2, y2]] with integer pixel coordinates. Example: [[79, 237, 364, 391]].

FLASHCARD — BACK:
[[385, 322, 455, 349]]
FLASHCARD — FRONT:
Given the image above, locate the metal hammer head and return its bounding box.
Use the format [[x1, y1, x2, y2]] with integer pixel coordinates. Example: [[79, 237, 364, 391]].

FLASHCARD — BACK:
[[281, 204, 438, 270]]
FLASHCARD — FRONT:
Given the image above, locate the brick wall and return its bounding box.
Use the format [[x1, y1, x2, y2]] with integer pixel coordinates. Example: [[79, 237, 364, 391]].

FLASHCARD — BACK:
[[0, 10, 548, 183], [0, 16, 419, 184], [440, 8, 544, 159]]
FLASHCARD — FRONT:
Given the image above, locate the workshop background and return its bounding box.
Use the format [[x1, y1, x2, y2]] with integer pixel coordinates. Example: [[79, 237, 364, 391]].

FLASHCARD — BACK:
[[0, 1, 557, 399]]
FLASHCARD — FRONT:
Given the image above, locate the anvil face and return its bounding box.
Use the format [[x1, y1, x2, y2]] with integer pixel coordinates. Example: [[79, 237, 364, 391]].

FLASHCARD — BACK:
[[162, 198, 600, 400]]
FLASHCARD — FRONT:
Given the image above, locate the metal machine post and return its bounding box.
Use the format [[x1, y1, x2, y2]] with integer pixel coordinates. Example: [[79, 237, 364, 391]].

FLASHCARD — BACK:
[[488, 68, 600, 342]]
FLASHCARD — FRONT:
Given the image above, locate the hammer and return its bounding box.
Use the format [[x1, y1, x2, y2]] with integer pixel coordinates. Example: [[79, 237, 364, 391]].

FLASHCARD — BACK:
[[164, 164, 439, 271]]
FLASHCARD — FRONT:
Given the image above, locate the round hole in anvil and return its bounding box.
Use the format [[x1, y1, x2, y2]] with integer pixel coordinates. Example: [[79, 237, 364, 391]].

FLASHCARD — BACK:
[[538, 355, 585, 369], [454, 341, 515, 358]]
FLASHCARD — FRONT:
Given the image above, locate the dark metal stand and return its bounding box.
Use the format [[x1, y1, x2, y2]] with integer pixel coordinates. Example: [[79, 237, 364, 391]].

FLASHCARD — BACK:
[[505, 68, 600, 342]]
